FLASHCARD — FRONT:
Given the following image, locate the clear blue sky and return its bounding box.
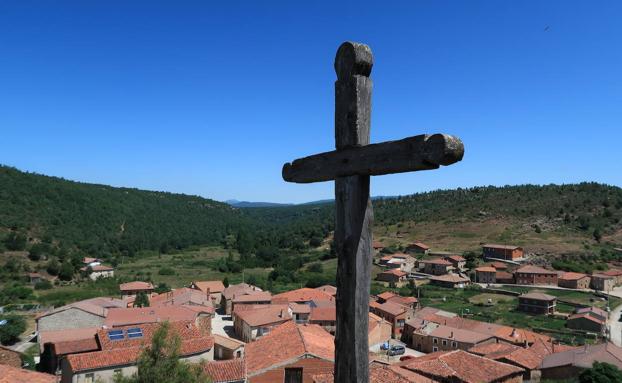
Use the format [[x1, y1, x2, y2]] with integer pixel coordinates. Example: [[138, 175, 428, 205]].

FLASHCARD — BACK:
[[1, 1, 621, 203]]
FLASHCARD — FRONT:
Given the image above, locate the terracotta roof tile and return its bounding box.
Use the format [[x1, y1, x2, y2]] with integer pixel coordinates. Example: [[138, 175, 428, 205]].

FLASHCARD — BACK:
[[212, 334, 244, 350], [559, 272, 589, 281], [475, 266, 496, 273], [149, 287, 214, 308], [191, 280, 226, 294], [52, 337, 99, 355], [310, 306, 336, 322], [236, 304, 292, 327], [420, 258, 451, 266], [515, 265, 555, 274], [203, 358, 246, 382], [378, 269, 407, 277], [104, 306, 205, 327], [272, 288, 334, 303], [519, 292, 556, 301], [245, 322, 334, 374], [377, 292, 397, 300], [119, 281, 154, 291], [222, 283, 262, 300], [483, 244, 521, 250], [232, 291, 272, 303], [0, 365, 58, 383], [403, 350, 523, 383], [315, 285, 337, 296]]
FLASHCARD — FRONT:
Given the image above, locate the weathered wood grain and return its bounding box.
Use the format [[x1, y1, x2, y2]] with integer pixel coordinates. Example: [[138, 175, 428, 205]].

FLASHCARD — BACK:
[[333, 41, 372, 383], [282, 133, 464, 183]]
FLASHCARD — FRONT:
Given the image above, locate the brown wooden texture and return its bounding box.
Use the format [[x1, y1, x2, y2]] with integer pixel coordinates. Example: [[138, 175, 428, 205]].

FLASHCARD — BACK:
[[333, 41, 373, 383], [282, 133, 464, 183]]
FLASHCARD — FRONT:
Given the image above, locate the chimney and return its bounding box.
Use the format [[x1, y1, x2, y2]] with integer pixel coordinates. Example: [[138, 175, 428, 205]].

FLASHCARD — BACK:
[[450, 331, 453, 338], [279, 309, 284, 318]]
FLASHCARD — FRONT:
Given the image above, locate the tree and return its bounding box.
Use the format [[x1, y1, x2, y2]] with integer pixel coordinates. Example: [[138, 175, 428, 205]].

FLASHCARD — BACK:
[[593, 228, 603, 242], [222, 277, 229, 288], [579, 361, 622, 383], [46, 258, 61, 276], [58, 261, 74, 281], [134, 292, 150, 308], [4, 232, 27, 251], [113, 322, 210, 383], [0, 314, 26, 345]]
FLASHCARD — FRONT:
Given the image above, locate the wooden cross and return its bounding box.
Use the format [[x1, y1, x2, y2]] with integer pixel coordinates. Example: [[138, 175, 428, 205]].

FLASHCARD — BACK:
[[282, 41, 464, 382]]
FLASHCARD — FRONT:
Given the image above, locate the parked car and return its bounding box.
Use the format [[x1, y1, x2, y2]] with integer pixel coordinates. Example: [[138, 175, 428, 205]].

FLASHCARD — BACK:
[[380, 342, 390, 350], [388, 345, 405, 356], [399, 355, 414, 362]]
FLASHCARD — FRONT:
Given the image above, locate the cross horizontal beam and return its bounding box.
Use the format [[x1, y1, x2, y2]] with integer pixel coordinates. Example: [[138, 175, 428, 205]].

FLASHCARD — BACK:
[[282, 133, 464, 183]]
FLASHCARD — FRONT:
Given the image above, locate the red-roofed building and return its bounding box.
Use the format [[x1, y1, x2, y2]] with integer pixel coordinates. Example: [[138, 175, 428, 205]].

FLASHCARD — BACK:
[[104, 306, 212, 329], [429, 274, 471, 289], [0, 365, 58, 383], [372, 241, 385, 251], [408, 323, 495, 353], [601, 269, 622, 285], [369, 301, 415, 338], [203, 358, 247, 383], [483, 244, 524, 261], [495, 271, 515, 284], [315, 285, 337, 297], [222, 283, 264, 315], [475, 266, 497, 283], [309, 306, 336, 334], [375, 269, 408, 286], [0, 345, 22, 368], [540, 342, 622, 380], [515, 265, 558, 286], [60, 321, 214, 383], [231, 291, 272, 313], [148, 287, 215, 309], [517, 293, 557, 315], [406, 242, 430, 254], [233, 304, 293, 342], [400, 349, 524, 383], [272, 288, 334, 305], [558, 272, 591, 289], [245, 322, 334, 383], [420, 258, 454, 276], [118, 281, 154, 298], [567, 306, 607, 333], [189, 280, 226, 306]]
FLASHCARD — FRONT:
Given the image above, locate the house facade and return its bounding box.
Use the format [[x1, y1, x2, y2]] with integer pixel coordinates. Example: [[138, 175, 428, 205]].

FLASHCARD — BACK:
[[482, 244, 524, 260], [422, 258, 454, 276], [558, 272, 591, 289], [475, 266, 497, 283], [514, 265, 558, 286], [591, 274, 616, 291], [517, 293, 556, 315]]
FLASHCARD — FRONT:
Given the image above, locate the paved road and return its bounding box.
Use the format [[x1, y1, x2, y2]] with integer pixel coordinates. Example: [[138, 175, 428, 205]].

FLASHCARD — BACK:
[[211, 311, 237, 338], [608, 298, 622, 347]]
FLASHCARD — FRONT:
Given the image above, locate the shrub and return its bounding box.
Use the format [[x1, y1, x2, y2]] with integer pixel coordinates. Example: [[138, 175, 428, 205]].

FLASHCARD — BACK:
[[0, 314, 26, 345], [34, 280, 53, 290], [158, 267, 175, 276]]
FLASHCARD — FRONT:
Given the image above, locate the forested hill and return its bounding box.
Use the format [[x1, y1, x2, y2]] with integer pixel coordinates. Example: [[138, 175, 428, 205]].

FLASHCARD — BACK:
[[1, 164, 621, 263], [0, 165, 245, 256]]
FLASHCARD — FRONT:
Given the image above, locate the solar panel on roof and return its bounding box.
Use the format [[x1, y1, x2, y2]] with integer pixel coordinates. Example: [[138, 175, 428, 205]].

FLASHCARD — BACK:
[[108, 330, 124, 341], [127, 328, 143, 339]]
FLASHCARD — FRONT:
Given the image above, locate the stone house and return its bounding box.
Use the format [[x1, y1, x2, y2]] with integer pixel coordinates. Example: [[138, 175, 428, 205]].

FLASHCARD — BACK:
[[566, 307, 607, 334], [407, 322, 496, 353], [443, 254, 467, 272], [375, 269, 408, 286], [406, 242, 430, 254], [60, 321, 213, 383], [514, 265, 558, 286], [189, 280, 226, 306], [233, 304, 292, 342], [475, 266, 497, 283], [558, 272, 591, 289], [118, 281, 154, 299], [429, 274, 471, 288], [222, 283, 264, 315], [369, 300, 414, 338], [29, 272, 44, 284], [591, 273, 616, 291], [421, 258, 454, 276], [601, 269, 622, 285], [383, 253, 416, 273], [230, 291, 272, 314], [495, 271, 515, 284], [540, 342, 622, 381], [212, 334, 245, 360], [517, 293, 556, 315], [482, 244, 524, 261]]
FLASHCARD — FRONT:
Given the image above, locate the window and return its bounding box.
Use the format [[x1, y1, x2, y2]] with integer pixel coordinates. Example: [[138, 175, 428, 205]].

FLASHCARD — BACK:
[[113, 369, 122, 375], [433, 338, 438, 344], [452, 341, 457, 348], [127, 328, 143, 339], [442, 340, 447, 346], [85, 373, 95, 383], [284, 367, 303, 383], [433, 346, 438, 352], [107, 330, 124, 341]]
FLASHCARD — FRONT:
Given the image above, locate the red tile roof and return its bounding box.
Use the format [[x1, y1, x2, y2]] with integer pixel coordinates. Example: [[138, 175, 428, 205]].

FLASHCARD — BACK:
[[446, 255, 466, 262], [52, 337, 99, 355], [475, 266, 496, 273], [541, 342, 622, 370], [119, 281, 154, 291], [191, 280, 226, 294], [515, 265, 555, 274], [272, 288, 334, 303], [245, 322, 334, 374], [377, 292, 397, 301], [67, 322, 214, 372], [310, 306, 336, 322], [378, 269, 407, 277], [468, 342, 521, 358], [313, 361, 424, 383], [602, 269, 622, 277], [420, 258, 451, 266], [371, 301, 407, 317], [402, 350, 524, 383], [430, 274, 470, 283], [568, 313, 605, 324], [429, 325, 494, 344], [222, 283, 262, 300], [410, 242, 430, 250], [519, 292, 556, 301], [0, 365, 58, 383], [203, 358, 246, 382], [104, 306, 206, 327], [235, 304, 292, 327], [483, 244, 522, 250], [149, 288, 214, 308], [495, 271, 514, 280], [315, 285, 337, 296], [559, 271, 589, 281], [232, 290, 272, 303]]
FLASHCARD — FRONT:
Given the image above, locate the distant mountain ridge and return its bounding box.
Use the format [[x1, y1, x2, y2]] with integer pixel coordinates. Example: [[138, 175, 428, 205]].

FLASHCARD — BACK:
[[225, 200, 293, 208]]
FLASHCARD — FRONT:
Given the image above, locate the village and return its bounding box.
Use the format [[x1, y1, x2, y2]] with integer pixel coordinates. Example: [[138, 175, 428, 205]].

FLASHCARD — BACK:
[[3, 241, 622, 383]]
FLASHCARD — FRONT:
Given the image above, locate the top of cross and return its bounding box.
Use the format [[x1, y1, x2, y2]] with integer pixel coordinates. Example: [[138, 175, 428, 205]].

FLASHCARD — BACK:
[[334, 42, 373, 80]]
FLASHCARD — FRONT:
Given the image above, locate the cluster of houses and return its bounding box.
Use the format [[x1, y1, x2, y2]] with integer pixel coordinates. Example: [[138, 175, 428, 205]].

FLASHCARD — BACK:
[[2, 273, 622, 383]]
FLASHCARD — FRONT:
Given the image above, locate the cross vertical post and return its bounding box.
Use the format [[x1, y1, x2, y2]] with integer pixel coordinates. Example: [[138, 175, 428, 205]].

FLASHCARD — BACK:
[[333, 41, 374, 383]]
